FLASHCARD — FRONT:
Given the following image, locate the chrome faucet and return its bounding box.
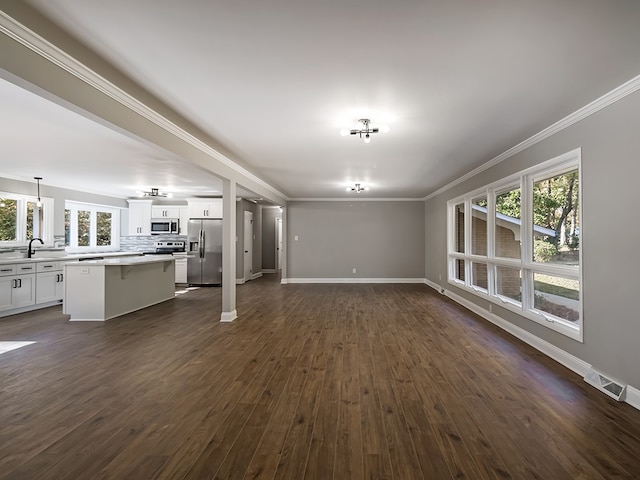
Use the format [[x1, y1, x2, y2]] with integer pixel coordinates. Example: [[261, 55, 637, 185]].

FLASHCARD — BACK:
[[27, 238, 44, 258]]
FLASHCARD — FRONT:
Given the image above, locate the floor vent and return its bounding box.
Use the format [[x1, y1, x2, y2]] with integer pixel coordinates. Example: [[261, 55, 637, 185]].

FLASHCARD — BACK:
[[584, 368, 626, 401]]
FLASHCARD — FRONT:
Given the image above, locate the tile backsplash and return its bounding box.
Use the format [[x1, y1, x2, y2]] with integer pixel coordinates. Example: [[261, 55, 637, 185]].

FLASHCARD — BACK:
[[119, 235, 187, 252]]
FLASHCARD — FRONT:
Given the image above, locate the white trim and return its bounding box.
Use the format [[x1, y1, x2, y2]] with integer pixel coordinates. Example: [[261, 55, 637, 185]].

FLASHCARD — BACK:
[[626, 386, 640, 411], [425, 75, 640, 201], [0, 11, 288, 203], [220, 310, 237, 322], [290, 198, 424, 202], [251, 271, 263, 280], [263, 268, 277, 274], [284, 277, 426, 284], [236, 278, 245, 285]]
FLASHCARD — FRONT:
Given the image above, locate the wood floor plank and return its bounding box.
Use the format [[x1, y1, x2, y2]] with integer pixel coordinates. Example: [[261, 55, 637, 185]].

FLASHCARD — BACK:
[[1, 277, 640, 479]]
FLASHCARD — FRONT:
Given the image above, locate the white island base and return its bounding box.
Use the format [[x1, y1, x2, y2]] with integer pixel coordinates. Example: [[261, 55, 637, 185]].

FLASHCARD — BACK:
[[63, 256, 175, 321]]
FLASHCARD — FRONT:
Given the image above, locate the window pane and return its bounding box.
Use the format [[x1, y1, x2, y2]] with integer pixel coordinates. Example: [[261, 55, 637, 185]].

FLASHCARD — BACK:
[[0, 198, 18, 241], [65, 209, 71, 246], [96, 212, 112, 246], [532, 170, 579, 265], [533, 273, 580, 325], [471, 197, 487, 255], [454, 203, 465, 253], [77, 210, 90, 247], [471, 262, 487, 290], [495, 265, 521, 303], [455, 259, 465, 282], [495, 187, 521, 259]]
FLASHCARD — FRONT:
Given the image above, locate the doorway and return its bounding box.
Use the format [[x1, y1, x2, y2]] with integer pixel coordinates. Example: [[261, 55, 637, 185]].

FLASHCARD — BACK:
[[244, 211, 253, 281], [275, 217, 283, 271]]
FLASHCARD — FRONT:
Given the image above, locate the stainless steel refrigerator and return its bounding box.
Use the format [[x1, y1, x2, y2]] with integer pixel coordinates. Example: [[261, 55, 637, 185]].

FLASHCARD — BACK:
[[187, 219, 223, 285]]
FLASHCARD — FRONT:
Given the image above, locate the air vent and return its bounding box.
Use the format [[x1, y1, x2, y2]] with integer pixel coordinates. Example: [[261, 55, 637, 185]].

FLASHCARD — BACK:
[[584, 368, 626, 401]]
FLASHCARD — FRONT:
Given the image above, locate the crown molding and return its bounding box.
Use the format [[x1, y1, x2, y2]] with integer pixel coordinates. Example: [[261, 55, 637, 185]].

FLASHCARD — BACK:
[[290, 197, 424, 202], [424, 73, 640, 201], [0, 11, 288, 203]]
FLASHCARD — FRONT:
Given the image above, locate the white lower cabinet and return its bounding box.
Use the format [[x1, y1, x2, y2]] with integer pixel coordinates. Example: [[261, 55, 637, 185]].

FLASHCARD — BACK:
[[36, 270, 65, 304], [0, 268, 36, 313], [175, 256, 187, 284], [35, 261, 65, 304]]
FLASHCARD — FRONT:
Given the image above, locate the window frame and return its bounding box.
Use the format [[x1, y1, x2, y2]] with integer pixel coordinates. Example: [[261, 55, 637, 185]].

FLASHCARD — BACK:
[[65, 201, 120, 253], [447, 148, 583, 342], [0, 191, 54, 245]]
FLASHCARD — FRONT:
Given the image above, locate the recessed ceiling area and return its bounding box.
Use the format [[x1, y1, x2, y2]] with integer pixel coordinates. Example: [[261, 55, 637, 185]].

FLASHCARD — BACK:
[[2, 0, 640, 200]]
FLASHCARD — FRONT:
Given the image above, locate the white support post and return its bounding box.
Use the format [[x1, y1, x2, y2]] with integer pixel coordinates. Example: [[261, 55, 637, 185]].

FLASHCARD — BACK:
[[221, 179, 237, 322]]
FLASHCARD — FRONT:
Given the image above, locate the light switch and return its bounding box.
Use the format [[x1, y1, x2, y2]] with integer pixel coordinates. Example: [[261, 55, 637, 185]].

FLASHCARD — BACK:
[[294, 235, 299, 241]]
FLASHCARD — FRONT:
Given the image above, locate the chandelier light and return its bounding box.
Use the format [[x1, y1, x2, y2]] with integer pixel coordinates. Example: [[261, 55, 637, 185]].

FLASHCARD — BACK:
[[340, 118, 389, 143], [347, 183, 369, 193], [138, 188, 173, 198]]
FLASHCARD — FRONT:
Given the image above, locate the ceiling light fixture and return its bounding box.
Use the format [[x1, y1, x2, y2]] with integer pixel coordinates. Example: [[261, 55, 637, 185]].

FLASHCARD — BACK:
[[347, 183, 369, 193], [138, 188, 173, 198], [34, 176, 43, 207], [340, 118, 389, 143]]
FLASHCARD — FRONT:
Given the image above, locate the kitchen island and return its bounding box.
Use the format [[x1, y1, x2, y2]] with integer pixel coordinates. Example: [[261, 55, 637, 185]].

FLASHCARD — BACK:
[[64, 256, 175, 321]]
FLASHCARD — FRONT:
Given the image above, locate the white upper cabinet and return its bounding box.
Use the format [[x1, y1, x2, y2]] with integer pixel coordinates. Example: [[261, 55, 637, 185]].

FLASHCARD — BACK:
[[151, 206, 181, 218], [187, 199, 223, 219], [127, 200, 152, 236]]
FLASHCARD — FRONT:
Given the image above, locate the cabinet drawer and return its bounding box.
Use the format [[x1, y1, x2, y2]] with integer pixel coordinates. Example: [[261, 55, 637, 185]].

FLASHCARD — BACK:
[[16, 264, 36, 274], [0, 265, 17, 277], [36, 262, 61, 273]]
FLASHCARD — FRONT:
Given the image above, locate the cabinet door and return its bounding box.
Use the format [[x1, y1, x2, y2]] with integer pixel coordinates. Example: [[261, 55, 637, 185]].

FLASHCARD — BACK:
[[36, 271, 64, 304], [11, 274, 36, 308], [127, 200, 152, 235], [0, 277, 13, 311], [188, 200, 222, 218], [151, 206, 181, 218], [175, 259, 187, 283]]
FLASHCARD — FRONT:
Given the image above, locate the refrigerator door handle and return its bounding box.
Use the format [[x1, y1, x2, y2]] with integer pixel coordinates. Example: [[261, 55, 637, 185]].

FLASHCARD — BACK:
[[199, 229, 204, 258], [201, 230, 206, 258]]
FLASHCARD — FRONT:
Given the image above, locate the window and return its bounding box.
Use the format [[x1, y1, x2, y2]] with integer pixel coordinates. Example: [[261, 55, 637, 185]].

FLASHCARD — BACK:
[[447, 149, 582, 341], [0, 193, 53, 244], [65, 201, 120, 252]]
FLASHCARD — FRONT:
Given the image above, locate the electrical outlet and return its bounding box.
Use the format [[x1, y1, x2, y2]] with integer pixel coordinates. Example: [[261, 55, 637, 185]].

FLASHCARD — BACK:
[[352, 267, 357, 274]]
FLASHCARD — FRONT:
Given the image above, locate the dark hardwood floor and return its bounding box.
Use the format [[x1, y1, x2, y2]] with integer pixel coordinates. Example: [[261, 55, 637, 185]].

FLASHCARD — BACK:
[[1, 274, 639, 479]]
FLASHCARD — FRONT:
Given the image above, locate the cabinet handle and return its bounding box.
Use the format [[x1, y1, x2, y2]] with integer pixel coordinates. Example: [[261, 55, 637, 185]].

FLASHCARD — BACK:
[[1, 268, 12, 272], [43, 265, 53, 268], [12, 279, 16, 288]]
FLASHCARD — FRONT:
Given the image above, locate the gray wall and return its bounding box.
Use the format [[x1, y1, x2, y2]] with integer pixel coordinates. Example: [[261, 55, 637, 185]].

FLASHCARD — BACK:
[[287, 201, 425, 279], [262, 206, 282, 270], [425, 88, 640, 390]]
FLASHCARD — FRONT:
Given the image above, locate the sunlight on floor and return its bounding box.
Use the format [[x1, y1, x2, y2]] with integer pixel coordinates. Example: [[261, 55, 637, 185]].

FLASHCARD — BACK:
[[0, 341, 36, 355], [175, 286, 200, 296]]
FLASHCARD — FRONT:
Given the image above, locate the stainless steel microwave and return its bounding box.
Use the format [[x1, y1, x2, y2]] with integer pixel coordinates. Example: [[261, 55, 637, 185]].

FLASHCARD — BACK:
[[150, 218, 179, 235]]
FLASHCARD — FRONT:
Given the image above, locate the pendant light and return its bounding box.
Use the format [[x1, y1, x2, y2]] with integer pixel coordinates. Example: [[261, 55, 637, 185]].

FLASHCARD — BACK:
[[34, 176, 43, 207]]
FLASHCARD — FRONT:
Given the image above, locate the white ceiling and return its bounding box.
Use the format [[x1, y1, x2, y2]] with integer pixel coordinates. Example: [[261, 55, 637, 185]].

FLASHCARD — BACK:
[[2, 0, 640, 200]]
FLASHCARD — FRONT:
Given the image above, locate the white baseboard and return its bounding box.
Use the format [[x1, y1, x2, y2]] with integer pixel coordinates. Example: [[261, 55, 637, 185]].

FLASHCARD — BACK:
[[220, 310, 237, 322], [424, 280, 639, 411], [283, 277, 426, 284], [236, 278, 245, 285], [263, 269, 277, 274], [251, 271, 263, 280], [626, 385, 640, 410]]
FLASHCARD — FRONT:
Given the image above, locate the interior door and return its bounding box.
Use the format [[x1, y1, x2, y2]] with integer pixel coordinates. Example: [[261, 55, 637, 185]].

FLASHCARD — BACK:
[[244, 211, 253, 281], [275, 217, 283, 271]]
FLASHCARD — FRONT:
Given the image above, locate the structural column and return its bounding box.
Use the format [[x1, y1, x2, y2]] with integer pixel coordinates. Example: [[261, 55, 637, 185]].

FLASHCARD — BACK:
[[220, 178, 237, 322]]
